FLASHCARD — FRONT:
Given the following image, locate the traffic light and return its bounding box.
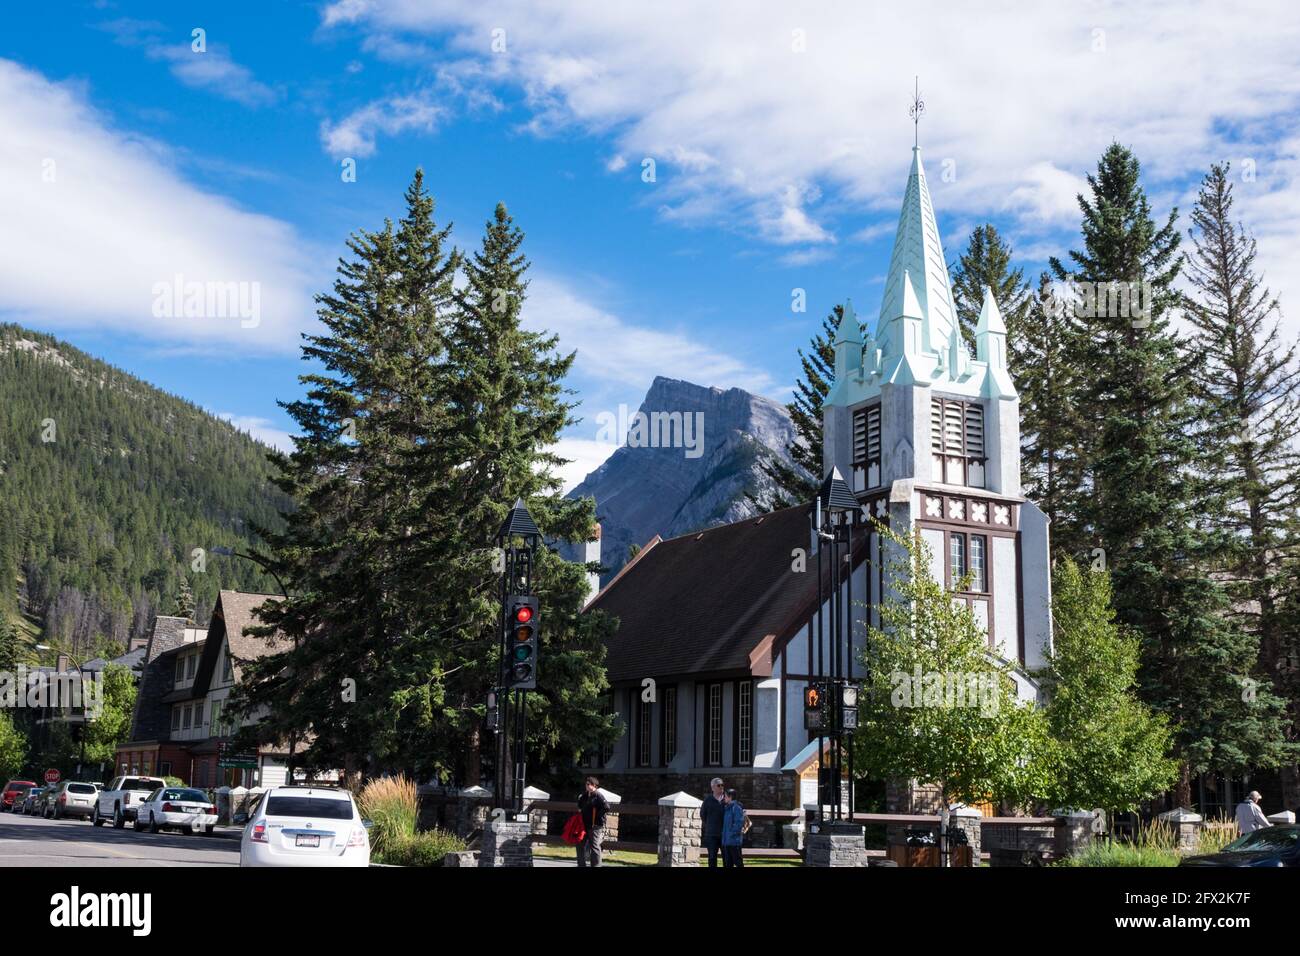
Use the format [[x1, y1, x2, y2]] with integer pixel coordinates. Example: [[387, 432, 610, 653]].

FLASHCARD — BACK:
[[506, 595, 539, 690], [840, 683, 859, 731], [803, 681, 826, 730], [485, 688, 500, 730]]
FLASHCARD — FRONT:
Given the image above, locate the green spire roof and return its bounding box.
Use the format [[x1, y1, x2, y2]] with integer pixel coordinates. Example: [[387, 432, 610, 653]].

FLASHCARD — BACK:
[[875, 148, 956, 355]]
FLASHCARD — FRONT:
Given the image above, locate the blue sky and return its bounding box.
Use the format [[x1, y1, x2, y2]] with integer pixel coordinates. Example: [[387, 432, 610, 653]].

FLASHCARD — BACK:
[[4, 1, 1300, 489]]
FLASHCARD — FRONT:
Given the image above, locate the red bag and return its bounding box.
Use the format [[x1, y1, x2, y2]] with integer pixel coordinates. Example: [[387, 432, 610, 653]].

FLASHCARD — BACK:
[[562, 812, 587, 845]]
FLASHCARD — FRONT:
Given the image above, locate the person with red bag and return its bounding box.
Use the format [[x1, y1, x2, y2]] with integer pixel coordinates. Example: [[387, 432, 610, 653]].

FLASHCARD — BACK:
[[575, 775, 610, 867], [562, 810, 586, 846]]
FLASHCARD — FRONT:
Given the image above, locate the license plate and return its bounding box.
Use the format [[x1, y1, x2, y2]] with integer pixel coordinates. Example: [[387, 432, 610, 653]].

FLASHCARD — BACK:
[[295, 834, 320, 848]]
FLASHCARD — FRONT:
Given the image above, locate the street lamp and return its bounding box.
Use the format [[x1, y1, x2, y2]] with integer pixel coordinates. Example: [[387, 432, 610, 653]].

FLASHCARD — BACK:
[[34, 644, 94, 777]]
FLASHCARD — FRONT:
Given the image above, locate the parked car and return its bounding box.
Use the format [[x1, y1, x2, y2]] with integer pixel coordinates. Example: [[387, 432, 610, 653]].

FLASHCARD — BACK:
[[19, 786, 45, 815], [91, 775, 167, 828], [46, 781, 98, 820], [1181, 825, 1300, 867], [239, 786, 370, 867], [134, 787, 218, 835], [1, 780, 36, 812]]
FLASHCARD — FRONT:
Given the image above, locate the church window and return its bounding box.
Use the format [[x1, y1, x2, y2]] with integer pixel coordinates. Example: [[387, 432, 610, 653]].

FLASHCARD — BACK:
[[707, 683, 722, 765], [736, 680, 753, 766], [931, 398, 985, 488], [852, 403, 882, 491], [661, 686, 677, 764], [637, 695, 652, 767], [950, 533, 966, 585], [970, 535, 987, 592]]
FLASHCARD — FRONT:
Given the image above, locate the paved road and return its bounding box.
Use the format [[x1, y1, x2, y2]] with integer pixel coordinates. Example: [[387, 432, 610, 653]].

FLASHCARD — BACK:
[[0, 808, 241, 866]]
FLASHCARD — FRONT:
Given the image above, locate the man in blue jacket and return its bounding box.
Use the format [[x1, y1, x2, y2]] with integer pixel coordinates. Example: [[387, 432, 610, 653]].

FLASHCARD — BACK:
[[700, 777, 725, 867], [721, 788, 746, 868]]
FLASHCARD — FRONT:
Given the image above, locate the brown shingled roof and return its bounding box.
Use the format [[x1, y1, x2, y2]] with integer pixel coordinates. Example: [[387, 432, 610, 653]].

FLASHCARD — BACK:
[[193, 590, 286, 695], [588, 503, 867, 682]]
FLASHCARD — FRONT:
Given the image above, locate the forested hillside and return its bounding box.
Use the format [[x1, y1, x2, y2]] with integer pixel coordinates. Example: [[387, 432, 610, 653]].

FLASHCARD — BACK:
[[0, 323, 288, 657]]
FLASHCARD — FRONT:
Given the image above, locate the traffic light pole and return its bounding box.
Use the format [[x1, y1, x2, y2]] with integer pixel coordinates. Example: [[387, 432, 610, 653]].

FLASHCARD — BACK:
[[493, 499, 541, 817]]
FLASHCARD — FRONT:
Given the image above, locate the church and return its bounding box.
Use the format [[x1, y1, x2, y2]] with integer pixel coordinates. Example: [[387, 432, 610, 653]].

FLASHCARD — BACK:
[[583, 146, 1054, 813]]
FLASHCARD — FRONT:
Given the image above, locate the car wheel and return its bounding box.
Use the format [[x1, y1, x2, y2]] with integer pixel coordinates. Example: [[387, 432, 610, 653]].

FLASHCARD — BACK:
[[203, 825, 215, 835], [113, 806, 124, 829], [54, 805, 63, 820], [91, 805, 103, 827], [149, 813, 160, 834]]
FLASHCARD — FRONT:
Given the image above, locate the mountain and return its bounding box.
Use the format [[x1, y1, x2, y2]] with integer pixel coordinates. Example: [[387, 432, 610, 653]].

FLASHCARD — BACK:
[[0, 323, 288, 656], [568, 376, 808, 583]]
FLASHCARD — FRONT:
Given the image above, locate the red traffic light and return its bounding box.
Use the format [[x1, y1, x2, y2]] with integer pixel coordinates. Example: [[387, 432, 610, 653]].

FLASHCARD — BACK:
[[515, 605, 533, 624]]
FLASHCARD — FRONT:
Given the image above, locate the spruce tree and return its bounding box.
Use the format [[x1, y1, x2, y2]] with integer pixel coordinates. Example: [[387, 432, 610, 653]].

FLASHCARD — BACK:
[[1015, 272, 1088, 555], [1050, 144, 1291, 804], [1184, 162, 1300, 805], [234, 170, 458, 786], [753, 305, 838, 510], [174, 575, 195, 623], [950, 224, 1032, 350]]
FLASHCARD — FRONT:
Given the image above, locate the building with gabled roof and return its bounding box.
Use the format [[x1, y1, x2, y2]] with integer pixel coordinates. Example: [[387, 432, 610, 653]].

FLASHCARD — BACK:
[[582, 145, 1053, 814]]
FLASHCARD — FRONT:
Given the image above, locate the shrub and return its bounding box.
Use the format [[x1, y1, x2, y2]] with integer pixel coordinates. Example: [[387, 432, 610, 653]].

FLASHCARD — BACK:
[[1196, 821, 1237, 855], [377, 829, 465, 867], [357, 775, 418, 856], [1057, 841, 1179, 867]]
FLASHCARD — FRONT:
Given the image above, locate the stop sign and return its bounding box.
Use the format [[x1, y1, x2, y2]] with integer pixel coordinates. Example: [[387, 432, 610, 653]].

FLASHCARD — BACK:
[[44, 768, 60, 785]]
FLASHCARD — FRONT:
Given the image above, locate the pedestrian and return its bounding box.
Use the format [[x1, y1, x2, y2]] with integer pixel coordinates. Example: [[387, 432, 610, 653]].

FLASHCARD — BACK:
[[701, 777, 725, 867], [576, 775, 610, 867], [721, 788, 746, 868], [1235, 790, 1271, 834]]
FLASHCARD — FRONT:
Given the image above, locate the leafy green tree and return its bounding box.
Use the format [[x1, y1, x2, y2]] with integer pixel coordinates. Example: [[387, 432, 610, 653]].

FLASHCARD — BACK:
[[1039, 559, 1178, 811], [950, 224, 1032, 350], [851, 525, 1055, 809], [83, 663, 137, 766], [0, 710, 26, 782], [1051, 144, 1293, 803]]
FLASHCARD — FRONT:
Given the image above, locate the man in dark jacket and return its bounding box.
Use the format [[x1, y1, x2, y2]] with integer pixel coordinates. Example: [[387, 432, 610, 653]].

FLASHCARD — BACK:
[[700, 777, 725, 867], [576, 776, 610, 867]]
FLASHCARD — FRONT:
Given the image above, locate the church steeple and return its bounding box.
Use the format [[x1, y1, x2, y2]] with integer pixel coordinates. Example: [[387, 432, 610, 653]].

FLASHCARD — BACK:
[[875, 148, 957, 360]]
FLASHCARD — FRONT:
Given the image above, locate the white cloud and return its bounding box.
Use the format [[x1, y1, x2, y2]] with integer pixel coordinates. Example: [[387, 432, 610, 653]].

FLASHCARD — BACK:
[[321, 0, 1300, 308], [0, 59, 318, 352], [100, 19, 278, 107], [217, 413, 296, 452], [320, 93, 445, 158]]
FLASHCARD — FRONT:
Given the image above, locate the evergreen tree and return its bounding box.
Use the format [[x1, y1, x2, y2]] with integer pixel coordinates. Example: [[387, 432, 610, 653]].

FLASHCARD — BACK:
[[233, 171, 455, 786], [1014, 272, 1088, 551], [174, 575, 195, 623], [1184, 162, 1300, 806], [0, 620, 22, 673], [1039, 559, 1179, 812], [753, 305, 838, 510], [950, 224, 1032, 350], [1050, 144, 1292, 803]]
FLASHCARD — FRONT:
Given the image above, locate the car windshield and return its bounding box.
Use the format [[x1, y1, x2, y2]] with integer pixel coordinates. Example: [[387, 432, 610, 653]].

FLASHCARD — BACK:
[[122, 778, 160, 791], [1224, 827, 1300, 852], [162, 789, 209, 802], [67, 784, 96, 794], [265, 796, 353, 820]]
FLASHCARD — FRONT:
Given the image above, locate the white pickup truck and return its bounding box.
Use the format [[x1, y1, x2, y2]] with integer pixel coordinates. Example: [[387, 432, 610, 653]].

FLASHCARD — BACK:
[[92, 775, 167, 828]]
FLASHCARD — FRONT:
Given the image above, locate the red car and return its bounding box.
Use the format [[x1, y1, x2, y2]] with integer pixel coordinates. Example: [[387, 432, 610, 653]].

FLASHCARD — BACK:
[[2, 780, 37, 812]]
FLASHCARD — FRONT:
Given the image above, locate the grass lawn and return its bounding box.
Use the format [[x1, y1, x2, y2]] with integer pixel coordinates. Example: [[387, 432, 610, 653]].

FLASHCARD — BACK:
[[531, 842, 800, 867]]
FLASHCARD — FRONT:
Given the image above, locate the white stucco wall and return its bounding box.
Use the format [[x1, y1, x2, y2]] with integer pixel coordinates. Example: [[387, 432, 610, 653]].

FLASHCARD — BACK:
[[993, 535, 1019, 660]]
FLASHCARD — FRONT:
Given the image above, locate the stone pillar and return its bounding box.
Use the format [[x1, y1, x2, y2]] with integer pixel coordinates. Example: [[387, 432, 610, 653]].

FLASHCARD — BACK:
[[478, 816, 534, 867], [599, 788, 621, 843], [1157, 807, 1203, 852], [1266, 810, 1296, 825], [948, 806, 982, 866], [522, 786, 550, 838], [657, 791, 703, 867], [805, 821, 869, 867], [1054, 810, 1094, 860], [453, 785, 492, 840]]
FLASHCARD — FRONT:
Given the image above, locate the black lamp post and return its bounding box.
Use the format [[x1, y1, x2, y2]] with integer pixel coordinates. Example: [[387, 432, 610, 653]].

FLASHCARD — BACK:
[[493, 498, 541, 816], [811, 467, 862, 829]]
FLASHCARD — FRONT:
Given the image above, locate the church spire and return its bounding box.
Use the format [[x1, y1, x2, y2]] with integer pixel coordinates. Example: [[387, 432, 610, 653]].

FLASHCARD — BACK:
[[875, 148, 957, 360]]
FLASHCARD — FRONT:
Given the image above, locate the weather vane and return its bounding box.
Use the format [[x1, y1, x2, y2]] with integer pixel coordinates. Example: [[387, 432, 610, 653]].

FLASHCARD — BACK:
[[909, 76, 925, 148]]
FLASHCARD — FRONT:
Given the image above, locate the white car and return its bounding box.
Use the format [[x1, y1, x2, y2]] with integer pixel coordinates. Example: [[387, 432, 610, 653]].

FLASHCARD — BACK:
[[239, 786, 370, 867], [134, 787, 218, 835], [47, 782, 98, 820]]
